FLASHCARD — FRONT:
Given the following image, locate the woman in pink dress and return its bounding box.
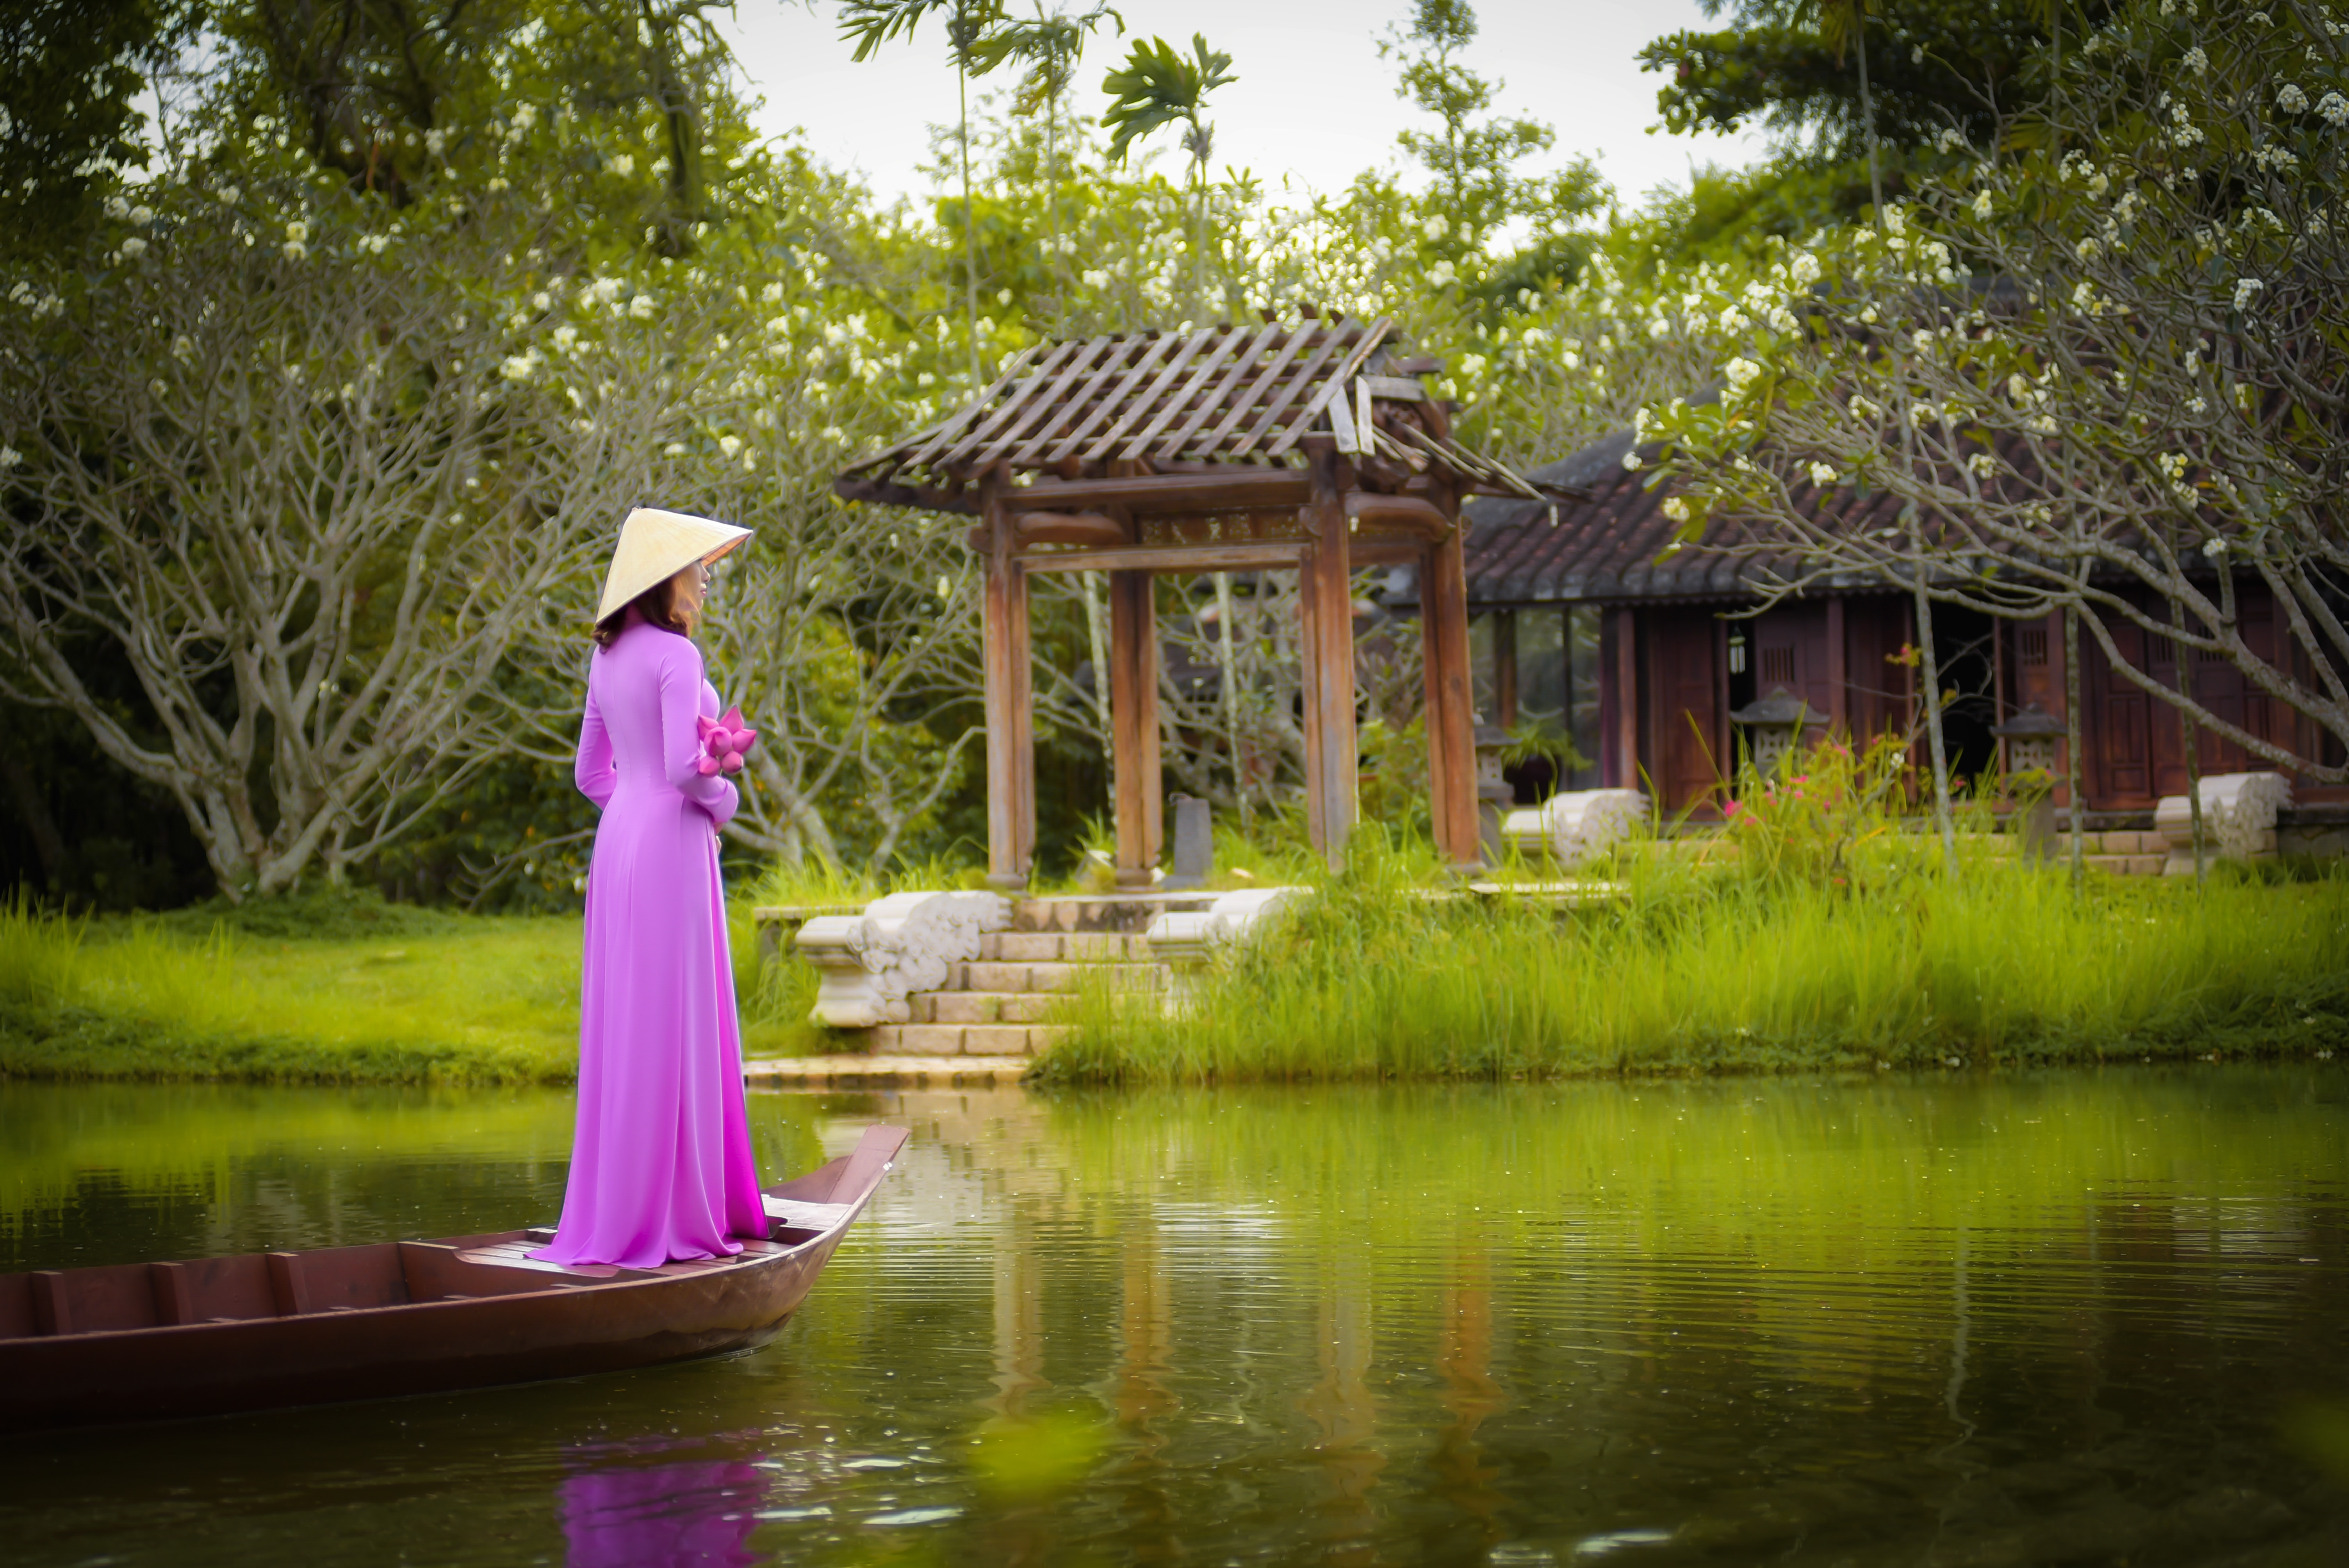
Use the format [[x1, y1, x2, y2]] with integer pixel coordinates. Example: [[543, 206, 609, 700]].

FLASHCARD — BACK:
[[533, 507, 769, 1269]]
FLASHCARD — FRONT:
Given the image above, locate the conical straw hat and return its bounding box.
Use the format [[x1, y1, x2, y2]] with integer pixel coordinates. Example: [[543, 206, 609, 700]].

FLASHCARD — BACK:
[[595, 507, 752, 623]]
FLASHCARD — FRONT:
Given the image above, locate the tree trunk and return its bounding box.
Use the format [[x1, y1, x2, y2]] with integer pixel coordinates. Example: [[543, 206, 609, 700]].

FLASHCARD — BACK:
[[1214, 570, 1244, 824], [959, 15, 981, 387], [2064, 600, 2085, 890], [2173, 597, 2207, 885], [1083, 569, 1112, 783], [1913, 569, 1959, 876], [1853, 16, 1886, 225]]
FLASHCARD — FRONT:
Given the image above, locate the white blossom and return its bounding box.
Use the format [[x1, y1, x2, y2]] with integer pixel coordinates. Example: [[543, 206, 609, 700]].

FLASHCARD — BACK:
[[1808, 461, 1839, 487], [1972, 189, 1994, 220], [629, 294, 654, 319], [2202, 536, 2227, 559], [1724, 356, 1762, 389], [2318, 92, 2349, 127], [1422, 214, 1449, 241], [1661, 496, 1691, 522], [2233, 277, 2265, 311], [718, 434, 742, 457], [0, 447, 21, 469], [2278, 83, 2309, 113], [2183, 46, 2208, 74], [119, 236, 147, 259]]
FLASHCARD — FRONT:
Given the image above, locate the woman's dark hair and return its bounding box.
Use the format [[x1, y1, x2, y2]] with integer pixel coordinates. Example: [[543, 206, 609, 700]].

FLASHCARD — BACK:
[[592, 576, 693, 650]]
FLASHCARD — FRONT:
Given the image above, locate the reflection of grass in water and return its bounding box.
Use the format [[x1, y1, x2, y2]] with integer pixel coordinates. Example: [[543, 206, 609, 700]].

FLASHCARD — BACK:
[[1035, 831, 2349, 1085], [0, 1080, 837, 1232], [0, 888, 827, 1082]]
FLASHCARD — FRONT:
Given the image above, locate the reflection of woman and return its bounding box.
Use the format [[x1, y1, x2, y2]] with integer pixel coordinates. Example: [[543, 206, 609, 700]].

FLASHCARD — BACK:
[[533, 508, 768, 1270]]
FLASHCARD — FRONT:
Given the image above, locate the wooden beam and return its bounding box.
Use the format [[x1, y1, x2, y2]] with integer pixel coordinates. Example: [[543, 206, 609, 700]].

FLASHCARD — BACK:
[[1001, 469, 1312, 516], [1109, 570, 1160, 888], [1421, 509, 1480, 868], [1018, 542, 1306, 575], [1343, 491, 1449, 539], [980, 474, 1030, 891], [1015, 511, 1127, 547]]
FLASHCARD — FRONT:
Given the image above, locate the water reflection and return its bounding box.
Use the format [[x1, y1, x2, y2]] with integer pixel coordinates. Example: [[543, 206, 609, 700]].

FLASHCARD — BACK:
[[560, 1449, 764, 1568], [0, 1070, 2345, 1566]]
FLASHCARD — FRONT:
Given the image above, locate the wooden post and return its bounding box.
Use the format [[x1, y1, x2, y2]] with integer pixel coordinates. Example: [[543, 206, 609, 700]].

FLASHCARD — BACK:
[[1613, 608, 1640, 790], [1109, 568, 1161, 887], [981, 472, 1032, 891], [1825, 595, 1848, 734], [1301, 449, 1358, 869], [1421, 492, 1479, 870], [1493, 609, 1518, 730]]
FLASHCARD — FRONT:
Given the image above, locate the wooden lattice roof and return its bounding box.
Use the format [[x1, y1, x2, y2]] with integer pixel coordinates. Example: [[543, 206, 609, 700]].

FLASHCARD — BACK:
[[835, 315, 1551, 513]]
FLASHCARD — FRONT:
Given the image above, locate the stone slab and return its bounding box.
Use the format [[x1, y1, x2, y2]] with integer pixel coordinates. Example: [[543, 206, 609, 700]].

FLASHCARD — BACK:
[[744, 1055, 1031, 1087], [930, 992, 1004, 1025], [964, 1024, 1035, 1056], [964, 960, 1033, 993], [1011, 893, 1219, 935], [986, 932, 1067, 964]]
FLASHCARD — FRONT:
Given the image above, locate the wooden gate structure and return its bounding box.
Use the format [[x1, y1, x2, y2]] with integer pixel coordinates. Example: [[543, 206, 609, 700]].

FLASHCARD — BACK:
[[834, 315, 1557, 887]]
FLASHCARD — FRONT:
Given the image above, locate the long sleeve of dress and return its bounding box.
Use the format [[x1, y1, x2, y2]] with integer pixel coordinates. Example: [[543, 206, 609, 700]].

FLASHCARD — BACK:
[[660, 640, 739, 829], [574, 681, 617, 810]]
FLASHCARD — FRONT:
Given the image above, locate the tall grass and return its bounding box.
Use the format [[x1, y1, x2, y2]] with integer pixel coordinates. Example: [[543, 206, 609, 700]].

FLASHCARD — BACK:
[[1, 892, 581, 1083], [1032, 824, 2349, 1086]]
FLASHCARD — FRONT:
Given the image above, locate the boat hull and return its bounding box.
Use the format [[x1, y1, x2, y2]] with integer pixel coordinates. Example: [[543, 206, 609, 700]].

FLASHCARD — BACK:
[[0, 1124, 908, 1431]]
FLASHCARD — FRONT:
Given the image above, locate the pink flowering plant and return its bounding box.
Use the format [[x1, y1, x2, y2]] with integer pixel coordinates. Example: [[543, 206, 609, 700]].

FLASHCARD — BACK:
[[1722, 731, 1918, 889]]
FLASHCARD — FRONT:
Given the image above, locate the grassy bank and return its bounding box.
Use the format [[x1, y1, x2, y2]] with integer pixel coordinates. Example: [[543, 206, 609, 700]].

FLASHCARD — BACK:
[[0, 888, 823, 1084], [1031, 834, 2349, 1086]]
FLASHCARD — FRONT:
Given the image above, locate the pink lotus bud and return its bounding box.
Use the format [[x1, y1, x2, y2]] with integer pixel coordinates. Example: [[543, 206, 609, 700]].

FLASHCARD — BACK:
[[721, 752, 744, 774], [695, 755, 720, 777]]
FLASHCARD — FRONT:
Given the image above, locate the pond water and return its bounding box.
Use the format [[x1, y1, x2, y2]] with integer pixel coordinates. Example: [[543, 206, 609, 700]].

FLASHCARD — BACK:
[[4, 1069, 2347, 1566]]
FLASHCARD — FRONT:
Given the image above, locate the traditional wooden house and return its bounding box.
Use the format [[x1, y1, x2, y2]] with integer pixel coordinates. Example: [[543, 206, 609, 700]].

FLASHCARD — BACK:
[[1443, 426, 2348, 827]]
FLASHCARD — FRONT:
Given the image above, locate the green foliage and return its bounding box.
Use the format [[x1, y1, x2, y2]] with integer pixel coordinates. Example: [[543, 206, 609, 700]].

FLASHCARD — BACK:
[[1380, 0, 1608, 259], [1032, 830, 2349, 1085], [0, 0, 195, 260], [1098, 33, 1235, 165], [1645, 0, 2071, 160]]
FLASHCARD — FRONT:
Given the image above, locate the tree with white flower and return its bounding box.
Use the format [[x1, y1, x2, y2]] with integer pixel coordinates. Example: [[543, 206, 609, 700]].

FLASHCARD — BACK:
[[1634, 0, 2349, 811]]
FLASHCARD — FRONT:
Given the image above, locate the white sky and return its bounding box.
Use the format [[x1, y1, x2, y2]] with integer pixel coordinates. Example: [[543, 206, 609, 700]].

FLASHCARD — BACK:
[[719, 1, 1771, 215]]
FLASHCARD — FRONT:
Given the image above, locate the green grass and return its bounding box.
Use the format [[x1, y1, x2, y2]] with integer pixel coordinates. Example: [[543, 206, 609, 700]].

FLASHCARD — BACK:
[[0, 885, 830, 1083], [1031, 828, 2349, 1086]]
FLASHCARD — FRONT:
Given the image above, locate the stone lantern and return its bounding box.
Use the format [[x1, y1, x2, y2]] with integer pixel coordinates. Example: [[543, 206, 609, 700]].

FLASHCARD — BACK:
[[1727, 687, 1818, 774], [1991, 704, 2065, 778], [1991, 704, 2066, 860], [1472, 723, 1517, 866]]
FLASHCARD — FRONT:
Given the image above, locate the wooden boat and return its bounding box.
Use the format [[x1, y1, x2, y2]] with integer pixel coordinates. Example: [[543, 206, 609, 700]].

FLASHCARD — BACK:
[[0, 1123, 911, 1432]]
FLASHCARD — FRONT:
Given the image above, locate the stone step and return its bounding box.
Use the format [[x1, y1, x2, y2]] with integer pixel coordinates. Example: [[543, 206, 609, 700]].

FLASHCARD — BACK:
[[975, 931, 1153, 964], [1010, 894, 1217, 935], [962, 959, 1168, 994], [2086, 853, 2165, 875], [909, 991, 1081, 1026], [865, 1023, 1074, 1057]]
